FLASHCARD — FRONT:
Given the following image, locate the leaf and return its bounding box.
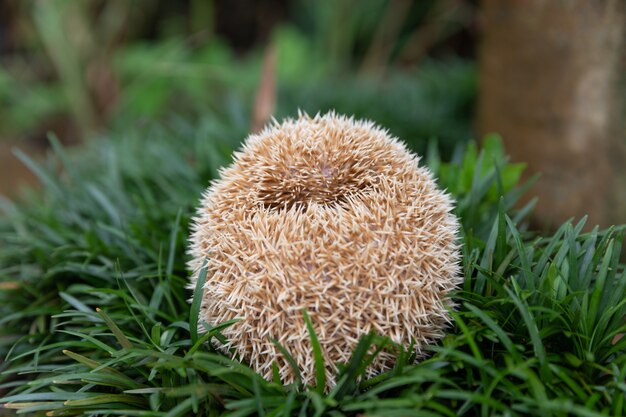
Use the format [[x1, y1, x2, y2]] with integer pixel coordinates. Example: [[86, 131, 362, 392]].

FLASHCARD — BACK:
[[303, 310, 326, 394], [588, 239, 614, 328], [190, 259, 208, 343], [464, 303, 520, 360], [96, 307, 133, 349], [270, 337, 303, 387], [505, 284, 547, 372], [506, 215, 535, 291]]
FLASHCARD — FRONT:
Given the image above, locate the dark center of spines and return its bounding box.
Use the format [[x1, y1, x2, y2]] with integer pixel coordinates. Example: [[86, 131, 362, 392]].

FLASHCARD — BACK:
[[255, 171, 372, 211]]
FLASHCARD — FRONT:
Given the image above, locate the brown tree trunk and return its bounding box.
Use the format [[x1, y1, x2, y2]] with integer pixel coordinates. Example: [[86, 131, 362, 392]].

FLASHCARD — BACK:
[[479, 0, 626, 229]]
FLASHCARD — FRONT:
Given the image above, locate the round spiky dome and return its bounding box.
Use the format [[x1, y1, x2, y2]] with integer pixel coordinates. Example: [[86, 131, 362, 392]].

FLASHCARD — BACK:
[[188, 112, 461, 388]]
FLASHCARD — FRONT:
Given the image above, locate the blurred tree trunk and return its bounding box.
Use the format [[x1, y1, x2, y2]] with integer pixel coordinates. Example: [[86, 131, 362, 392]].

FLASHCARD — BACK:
[[479, 0, 626, 228]]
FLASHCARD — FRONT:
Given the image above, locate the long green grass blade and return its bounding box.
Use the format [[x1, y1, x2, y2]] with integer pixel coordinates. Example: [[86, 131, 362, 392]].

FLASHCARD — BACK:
[[96, 307, 133, 349], [190, 260, 208, 343], [303, 310, 326, 394]]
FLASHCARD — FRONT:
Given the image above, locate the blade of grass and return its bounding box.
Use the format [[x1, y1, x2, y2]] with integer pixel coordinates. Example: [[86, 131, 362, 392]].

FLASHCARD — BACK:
[[96, 307, 133, 349], [190, 259, 208, 344], [303, 310, 326, 394], [270, 337, 302, 387]]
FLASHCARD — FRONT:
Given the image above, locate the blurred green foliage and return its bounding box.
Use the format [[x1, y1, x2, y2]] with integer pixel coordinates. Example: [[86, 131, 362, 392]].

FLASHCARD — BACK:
[[0, 0, 475, 156], [278, 61, 475, 157]]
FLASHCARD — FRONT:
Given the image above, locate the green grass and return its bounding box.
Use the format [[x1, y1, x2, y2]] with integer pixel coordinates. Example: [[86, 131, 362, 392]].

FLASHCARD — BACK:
[[0, 112, 625, 416]]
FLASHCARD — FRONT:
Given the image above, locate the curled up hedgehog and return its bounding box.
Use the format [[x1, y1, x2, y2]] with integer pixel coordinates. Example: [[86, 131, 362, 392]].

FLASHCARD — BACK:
[[188, 112, 462, 390]]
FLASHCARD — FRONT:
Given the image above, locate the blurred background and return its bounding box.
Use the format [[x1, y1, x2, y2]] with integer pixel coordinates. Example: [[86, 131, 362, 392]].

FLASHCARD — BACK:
[[0, 0, 624, 229]]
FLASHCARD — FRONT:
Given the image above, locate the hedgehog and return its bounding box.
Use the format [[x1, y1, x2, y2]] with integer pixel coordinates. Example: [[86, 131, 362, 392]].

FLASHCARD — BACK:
[[188, 112, 462, 389]]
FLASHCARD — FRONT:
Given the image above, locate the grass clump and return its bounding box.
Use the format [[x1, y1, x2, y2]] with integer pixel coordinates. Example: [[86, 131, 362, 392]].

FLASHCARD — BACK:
[[0, 113, 625, 416]]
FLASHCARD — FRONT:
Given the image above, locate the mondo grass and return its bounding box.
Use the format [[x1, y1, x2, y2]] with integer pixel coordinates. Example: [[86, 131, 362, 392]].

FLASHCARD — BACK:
[[0, 113, 625, 416]]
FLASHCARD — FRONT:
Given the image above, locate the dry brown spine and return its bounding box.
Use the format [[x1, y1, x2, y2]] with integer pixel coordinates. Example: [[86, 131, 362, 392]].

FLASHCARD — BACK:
[[188, 112, 462, 389]]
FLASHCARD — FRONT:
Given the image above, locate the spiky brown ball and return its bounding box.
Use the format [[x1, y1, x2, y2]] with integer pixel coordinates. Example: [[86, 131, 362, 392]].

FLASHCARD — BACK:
[[188, 112, 461, 388]]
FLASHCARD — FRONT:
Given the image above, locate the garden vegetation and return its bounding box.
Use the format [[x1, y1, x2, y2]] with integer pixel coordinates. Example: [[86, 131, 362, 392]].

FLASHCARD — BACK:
[[0, 111, 624, 416]]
